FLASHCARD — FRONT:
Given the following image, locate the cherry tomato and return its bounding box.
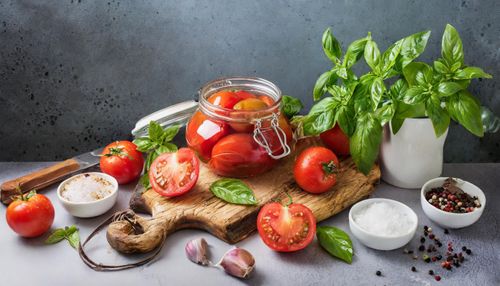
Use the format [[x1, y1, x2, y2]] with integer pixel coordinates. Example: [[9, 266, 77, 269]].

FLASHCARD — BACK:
[[186, 111, 230, 161], [257, 202, 316, 252], [258, 95, 275, 106], [100, 141, 144, 184], [207, 91, 241, 109], [320, 125, 350, 156], [234, 90, 257, 100], [294, 147, 339, 194], [209, 133, 275, 177], [231, 98, 269, 133], [149, 148, 199, 197], [6, 192, 55, 238]]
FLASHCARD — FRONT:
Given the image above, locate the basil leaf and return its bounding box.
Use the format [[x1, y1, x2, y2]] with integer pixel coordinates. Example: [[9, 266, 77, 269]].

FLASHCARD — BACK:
[[447, 90, 484, 137], [381, 39, 403, 74], [433, 59, 450, 74], [145, 151, 158, 171], [209, 179, 257, 205], [389, 79, 408, 101], [317, 226, 353, 264], [281, 95, 303, 118], [333, 65, 348, 79], [133, 137, 157, 152], [403, 86, 428, 104], [376, 102, 395, 126], [393, 30, 431, 72], [441, 24, 464, 68], [322, 28, 342, 63], [454, 66, 492, 80], [156, 143, 178, 154], [425, 95, 450, 137], [437, 82, 463, 97], [303, 111, 335, 136], [148, 121, 164, 143], [350, 113, 382, 175], [313, 70, 338, 101], [403, 62, 433, 86], [343, 35, 369, 68], [140, 173, 151, 189], [336, 104, 355, 136], [364, 39, 381, 73], [67, 229, 80, 249], [370, 77, 385, 109], [161, 125, 180, 143], [352, 74, 376, 113], [327, 85, 349, 103], [391, 102, 425, 134], [45, 229, 66, 244]]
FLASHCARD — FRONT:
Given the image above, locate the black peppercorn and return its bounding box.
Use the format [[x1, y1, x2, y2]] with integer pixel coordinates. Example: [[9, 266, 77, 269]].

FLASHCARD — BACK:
[[466, 249, 472, 255], [462, 246, 467, 251], [428, 270, 434, 275], [444, 229, 449, 234], [411, 266, 416, 272], [419, 245, 425, 251], [420, 237, 426, 243], [376, 270, 382, 276]]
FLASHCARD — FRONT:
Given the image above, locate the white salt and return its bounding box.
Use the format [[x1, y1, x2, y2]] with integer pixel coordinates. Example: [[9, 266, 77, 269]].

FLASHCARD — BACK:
[[61, 174, 114, 203], [353, 202, 414, 236]]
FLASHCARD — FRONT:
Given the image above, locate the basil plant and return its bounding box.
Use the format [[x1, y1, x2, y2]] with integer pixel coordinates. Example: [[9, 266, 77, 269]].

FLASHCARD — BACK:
[[301, 24, 492, 175]]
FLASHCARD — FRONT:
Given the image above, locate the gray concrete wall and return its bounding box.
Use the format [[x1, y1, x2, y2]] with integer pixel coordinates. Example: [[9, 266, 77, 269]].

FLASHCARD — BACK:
[[0, 0, 498, 162]]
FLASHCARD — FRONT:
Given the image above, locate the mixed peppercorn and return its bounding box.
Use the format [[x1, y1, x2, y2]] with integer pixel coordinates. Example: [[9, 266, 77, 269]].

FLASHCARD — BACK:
[[425, 177, 481, 213]]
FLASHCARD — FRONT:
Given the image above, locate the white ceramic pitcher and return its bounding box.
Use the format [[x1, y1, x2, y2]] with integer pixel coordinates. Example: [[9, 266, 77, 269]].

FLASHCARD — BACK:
[[379, 118, 448, 189]]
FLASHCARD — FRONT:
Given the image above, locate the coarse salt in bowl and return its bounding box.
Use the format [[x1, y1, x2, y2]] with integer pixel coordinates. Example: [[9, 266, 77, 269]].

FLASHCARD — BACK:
[[349, 198, 418, 251], [57, 172, 118, 218]]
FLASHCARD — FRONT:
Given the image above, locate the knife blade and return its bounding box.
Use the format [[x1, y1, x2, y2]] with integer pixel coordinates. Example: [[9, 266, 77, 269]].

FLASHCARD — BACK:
[[1, 147, 104, 205]]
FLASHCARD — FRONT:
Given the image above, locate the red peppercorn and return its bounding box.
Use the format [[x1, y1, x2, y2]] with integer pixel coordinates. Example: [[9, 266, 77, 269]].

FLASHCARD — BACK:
[[435, 275, 441, 281]]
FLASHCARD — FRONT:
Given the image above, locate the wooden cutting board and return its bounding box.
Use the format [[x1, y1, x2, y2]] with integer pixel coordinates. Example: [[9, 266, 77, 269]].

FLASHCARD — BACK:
[[106, 137, 381, 254]]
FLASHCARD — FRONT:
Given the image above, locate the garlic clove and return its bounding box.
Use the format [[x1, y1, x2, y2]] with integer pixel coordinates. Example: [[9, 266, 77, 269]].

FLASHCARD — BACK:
[[218, 247, 255, 279], [185, 238, 211, 266]]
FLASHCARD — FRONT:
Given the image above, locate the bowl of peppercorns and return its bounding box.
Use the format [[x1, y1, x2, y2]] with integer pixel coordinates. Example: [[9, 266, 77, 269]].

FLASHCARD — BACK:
[[421, 177, 486, 228]]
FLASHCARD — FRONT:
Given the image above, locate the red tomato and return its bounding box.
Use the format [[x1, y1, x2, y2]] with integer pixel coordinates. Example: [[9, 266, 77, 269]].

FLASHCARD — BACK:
[[100, 141, 144, 184], [209, 133, 275, 177], [234, 90, 257, 100], [6, 192, 55, 238], [207, 91, 241, 109], [294, 147, 339, 194], [261, 114, 294, 156], [257, 202, 316, 252], [149, 148, 199, 197], [320, 125, 350, 156], [186, 111, 230, 161]]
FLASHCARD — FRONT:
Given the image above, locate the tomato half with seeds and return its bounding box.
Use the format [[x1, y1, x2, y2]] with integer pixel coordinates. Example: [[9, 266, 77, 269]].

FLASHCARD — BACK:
[[294, 147, 339, 194], [149, 148, 199, 197], [257, 202, 316, 252]]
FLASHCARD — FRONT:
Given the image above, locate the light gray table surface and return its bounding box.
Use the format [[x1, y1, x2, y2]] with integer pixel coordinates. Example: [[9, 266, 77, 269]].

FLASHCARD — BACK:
[[0, 162, 498, 286]]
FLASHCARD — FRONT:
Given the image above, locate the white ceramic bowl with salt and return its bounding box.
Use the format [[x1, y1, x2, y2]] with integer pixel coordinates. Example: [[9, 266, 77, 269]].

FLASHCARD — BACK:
[[57, 172, 118, 218], [349, 198, 418, 251]]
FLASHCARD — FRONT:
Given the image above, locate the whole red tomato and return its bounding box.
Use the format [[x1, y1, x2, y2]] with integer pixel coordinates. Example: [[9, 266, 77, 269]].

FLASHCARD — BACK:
[[6, 191, 55, 238], [186, 111, 230, 161], [207, 91, 241, 109], [257, 201, 316, 252], [209, 133, 275, 177], [320, 125, 350, 156], [294, 146, 339, 194], [100, 141, 144, 184], [149, 148, 199, 197]]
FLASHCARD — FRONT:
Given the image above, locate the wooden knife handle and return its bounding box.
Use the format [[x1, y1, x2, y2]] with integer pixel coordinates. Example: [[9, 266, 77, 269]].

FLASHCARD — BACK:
[[1, 159, 81, 205]]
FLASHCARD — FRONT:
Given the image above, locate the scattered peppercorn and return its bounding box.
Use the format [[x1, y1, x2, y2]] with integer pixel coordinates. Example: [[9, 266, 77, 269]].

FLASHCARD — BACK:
[[466, 249, 472, 255], [411, 266, 416, 272], [428, 270, 434, 275], [408, 250, 414, 254], [419, 245, 425, 251], [435, 275, 441, 281], [424, 225, 428, 231], [462, 246, 467, 251], [420, 237, 426, 243], [376, 270, 382, 276], [423, 254, 431, 263]]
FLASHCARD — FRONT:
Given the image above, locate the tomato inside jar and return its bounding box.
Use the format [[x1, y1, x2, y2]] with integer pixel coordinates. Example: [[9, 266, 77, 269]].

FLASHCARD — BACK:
[[185, 77, 294, 178]]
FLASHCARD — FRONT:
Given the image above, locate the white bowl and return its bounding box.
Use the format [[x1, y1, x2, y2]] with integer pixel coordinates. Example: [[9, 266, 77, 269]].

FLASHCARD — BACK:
[[349, 198, 418, 251], [421, 177, 485, 229], [57, 172, 118, 218]]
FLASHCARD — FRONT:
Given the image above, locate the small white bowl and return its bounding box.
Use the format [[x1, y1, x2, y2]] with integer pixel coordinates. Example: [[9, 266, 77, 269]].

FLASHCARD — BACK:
[[349, 198, 418, 251], [421, 177, 485, 229], [57, 172, 118, 218]]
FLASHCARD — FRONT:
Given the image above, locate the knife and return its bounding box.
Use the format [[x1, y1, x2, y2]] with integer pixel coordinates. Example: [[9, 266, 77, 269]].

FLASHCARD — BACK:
[[1, 148, 103, 205]]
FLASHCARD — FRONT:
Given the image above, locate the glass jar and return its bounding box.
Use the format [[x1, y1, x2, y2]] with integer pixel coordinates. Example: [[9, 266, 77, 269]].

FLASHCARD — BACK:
[[186, 77, 294, 177]]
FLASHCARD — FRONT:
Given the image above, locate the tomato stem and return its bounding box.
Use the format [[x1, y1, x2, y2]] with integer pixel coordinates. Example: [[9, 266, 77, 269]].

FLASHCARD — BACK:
[[284, 192, 293, 207], [322, 160, 338, 175], [101, 147, 134, 160]]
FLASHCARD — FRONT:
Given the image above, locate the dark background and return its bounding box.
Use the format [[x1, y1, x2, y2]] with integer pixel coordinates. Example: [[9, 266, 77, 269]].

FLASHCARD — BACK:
[[0, 0, 498, 162]]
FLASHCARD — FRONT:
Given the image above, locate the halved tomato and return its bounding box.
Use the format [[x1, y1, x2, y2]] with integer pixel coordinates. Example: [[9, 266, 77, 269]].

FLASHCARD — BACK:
[[257, 202, 316, 252], [149, 148, 199, 197], [186, 111, 230, 161], [209, 133, 275, 177]]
